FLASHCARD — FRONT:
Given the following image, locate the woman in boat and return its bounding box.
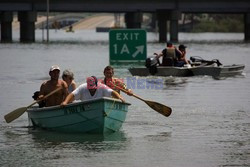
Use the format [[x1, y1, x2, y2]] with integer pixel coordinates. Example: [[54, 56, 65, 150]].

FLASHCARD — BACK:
[[61, 76, 125, 106], [62, 69, 77, 93], [101, 66, 133, 96]]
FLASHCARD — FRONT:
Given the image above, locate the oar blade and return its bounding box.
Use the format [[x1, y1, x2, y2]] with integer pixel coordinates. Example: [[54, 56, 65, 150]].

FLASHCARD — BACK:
[[145, 100, 172, 117], [4, 107, 28, 123]]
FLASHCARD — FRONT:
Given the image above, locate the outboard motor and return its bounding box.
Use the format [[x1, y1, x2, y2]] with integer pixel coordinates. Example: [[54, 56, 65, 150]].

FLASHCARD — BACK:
[[145, 57, 158, 75]]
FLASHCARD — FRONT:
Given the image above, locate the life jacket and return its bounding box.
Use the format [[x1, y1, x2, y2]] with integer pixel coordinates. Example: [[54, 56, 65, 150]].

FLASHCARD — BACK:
[[166, 48, 176, 58], [162, 48, 176, 66]]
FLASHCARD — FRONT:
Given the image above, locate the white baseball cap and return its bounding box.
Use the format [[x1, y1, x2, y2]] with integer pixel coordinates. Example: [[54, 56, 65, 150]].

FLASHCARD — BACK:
[[50, 65, 60, 72]]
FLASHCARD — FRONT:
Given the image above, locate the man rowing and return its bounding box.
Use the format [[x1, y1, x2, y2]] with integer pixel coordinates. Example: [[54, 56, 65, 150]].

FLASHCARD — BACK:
[[38, 65, 68, 107], [101, 66, 133, 96]]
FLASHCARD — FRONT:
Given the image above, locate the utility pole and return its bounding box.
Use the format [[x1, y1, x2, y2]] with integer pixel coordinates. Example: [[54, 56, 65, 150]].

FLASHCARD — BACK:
[[46, 0, 49, 43]]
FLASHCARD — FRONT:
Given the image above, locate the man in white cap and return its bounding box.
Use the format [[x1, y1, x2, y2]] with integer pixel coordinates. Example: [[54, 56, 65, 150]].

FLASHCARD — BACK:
[[38, 65, 68, 107], [61, 76, 125, 106]]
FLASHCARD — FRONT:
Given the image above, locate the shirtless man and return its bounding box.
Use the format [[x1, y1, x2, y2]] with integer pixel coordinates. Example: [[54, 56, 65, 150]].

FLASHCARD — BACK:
[[38, 65, 68, 107]]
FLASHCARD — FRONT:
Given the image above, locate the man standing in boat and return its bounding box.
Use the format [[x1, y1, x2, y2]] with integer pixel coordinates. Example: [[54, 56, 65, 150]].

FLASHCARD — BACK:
[[61, 76, 125, 106], [38, 65, 68, 107], [101, 66, 133, 96], [154, 42, 182, 66]]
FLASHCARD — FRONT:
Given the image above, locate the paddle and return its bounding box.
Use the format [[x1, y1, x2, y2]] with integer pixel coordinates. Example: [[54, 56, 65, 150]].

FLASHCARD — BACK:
[[109, 81, 172, 117], [4, 87, 62, 123]]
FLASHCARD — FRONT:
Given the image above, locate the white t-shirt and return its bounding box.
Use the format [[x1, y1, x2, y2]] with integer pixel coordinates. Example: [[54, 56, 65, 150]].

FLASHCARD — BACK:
[[72, 83, 113, 101]]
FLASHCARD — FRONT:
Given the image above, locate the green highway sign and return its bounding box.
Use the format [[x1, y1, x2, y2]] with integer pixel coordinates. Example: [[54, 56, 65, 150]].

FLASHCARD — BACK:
[[109, 29, 147, 64]]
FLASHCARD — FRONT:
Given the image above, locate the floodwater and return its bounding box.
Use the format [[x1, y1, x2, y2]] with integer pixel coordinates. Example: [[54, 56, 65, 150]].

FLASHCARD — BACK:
[[0, 30, 249, 167]]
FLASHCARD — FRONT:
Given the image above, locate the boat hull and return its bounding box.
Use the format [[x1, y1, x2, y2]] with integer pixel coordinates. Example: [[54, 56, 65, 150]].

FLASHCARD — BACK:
[[129, 66, 193, 77], [220, 64, 245, 77], [27, 97, 130, 134], [191, 64, 245, 77], [129, 64, 245, 77]]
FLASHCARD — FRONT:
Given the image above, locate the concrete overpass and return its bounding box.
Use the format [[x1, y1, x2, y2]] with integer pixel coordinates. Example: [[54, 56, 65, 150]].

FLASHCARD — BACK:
[[0, 0, 250, 42]]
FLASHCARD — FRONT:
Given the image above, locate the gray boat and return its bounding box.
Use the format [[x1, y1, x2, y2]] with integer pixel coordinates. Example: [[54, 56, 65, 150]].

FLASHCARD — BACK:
[[129, 57, 245, 77]]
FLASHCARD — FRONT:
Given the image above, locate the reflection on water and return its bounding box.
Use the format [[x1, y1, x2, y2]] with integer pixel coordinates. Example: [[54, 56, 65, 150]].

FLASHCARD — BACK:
[[1, 126, 130, 167], [29, 129, 127, 143], [29, 129, 130, 158], [145, 132, 172, 142]]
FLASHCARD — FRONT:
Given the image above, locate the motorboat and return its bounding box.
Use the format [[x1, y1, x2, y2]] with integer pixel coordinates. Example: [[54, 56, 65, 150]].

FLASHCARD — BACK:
[[128, 56, 245, 77]]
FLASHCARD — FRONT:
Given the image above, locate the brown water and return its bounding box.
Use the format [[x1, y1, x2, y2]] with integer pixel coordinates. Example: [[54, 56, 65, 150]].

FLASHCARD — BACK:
[[0, 30, 249, 167]]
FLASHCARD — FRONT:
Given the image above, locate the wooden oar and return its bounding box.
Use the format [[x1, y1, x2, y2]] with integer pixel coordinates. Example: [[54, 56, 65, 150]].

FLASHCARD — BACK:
[[4, 87, 62, 123], [109, 82, 172, 117]]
